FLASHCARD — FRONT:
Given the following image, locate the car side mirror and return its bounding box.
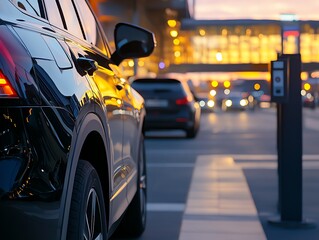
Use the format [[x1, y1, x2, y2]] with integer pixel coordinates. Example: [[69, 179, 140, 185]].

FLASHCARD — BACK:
[[111, 23, 156, 65]]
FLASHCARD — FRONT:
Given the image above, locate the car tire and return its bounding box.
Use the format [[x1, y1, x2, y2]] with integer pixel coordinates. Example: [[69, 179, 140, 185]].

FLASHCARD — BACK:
[[115, 134, 147, 237], [67, 160, 108, 240], [186, 126, 196, 138]]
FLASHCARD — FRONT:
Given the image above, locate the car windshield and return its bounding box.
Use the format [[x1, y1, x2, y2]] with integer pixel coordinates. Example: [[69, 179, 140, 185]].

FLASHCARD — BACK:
[[132, 79, 186, 99]]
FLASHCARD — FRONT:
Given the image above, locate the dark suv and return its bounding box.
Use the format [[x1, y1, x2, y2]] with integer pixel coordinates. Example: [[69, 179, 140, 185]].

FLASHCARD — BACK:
[[131, 78, 201, 138], [0, 1, 155, 239]]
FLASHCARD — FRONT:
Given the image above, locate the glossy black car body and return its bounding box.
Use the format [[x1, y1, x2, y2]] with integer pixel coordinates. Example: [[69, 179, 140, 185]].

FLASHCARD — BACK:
[[131, 78, 201, 138], [0, 1, 155, 239]]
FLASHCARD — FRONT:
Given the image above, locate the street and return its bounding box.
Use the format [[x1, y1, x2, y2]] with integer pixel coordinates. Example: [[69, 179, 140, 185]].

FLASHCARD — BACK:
[[113, 107, 319, 240]]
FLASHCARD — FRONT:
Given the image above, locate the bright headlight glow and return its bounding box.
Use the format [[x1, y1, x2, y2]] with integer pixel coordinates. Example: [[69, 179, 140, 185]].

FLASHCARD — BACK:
[[207, 100, 215, 108], [210, 89, 217, 97], [199, 100, 206, 107], [240, 99, 248, 106], [225, 99, 232, 107], [301, 90, 306, 96]]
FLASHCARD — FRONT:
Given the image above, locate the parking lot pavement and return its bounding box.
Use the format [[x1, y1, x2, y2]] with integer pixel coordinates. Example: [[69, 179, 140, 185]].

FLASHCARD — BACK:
[[179, 154, 319, 240], [179, 155, 266, 240]]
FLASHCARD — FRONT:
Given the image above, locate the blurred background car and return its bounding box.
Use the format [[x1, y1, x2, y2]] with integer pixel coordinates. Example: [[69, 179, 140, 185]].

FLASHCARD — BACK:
[[131, 78, 201, 138], [195, 93, 216, 112], [302, 92, 317, 109], [221, 92, 249, 111]]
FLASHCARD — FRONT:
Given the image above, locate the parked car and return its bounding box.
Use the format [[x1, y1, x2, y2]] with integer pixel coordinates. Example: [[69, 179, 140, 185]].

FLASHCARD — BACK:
[[131, 78, 201, 138], [0, 1, 155, 240]]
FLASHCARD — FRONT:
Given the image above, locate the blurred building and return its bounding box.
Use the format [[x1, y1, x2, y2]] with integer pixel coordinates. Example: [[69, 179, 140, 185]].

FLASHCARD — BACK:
[[89, 1, 319, 84], [89, 0, 192, 77]]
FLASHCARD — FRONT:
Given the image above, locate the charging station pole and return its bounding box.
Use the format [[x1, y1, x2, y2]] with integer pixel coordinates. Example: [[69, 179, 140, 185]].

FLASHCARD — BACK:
[[269, 54, 315, 228], [279, 54, 302, 224]]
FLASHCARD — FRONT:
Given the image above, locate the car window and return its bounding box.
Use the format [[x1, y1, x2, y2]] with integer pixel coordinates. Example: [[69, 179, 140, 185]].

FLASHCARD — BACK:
[[74, 0, 109, 55], [43, 0, 64, 29], [58, 0, 84, 39], [11, 0, 43, 17], [132, 80, 186, 98]]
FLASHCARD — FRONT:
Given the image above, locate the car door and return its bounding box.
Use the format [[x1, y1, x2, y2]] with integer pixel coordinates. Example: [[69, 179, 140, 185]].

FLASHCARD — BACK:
[[70, 0, 129, 224], [120, 80, 143, 201]]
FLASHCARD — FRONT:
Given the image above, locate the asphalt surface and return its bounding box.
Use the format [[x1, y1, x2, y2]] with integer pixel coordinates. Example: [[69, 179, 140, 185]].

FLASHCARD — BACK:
[[112, 107, 319, 240]]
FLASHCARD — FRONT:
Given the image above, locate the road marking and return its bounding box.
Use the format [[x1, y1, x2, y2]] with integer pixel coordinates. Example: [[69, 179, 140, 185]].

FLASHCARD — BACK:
[[179, 155, 267, 240], [148, 155, 319, 170], [147, 203, 185, 212], [148, 163, 194, 168]]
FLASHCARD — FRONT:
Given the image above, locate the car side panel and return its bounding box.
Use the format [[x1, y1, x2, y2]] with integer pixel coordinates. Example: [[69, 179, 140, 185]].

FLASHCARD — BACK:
[[84, 59, 128, 225], [122, 84, 145, 202]]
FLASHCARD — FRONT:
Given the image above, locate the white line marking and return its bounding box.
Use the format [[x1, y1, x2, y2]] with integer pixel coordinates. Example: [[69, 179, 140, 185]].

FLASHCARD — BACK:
[[147, 203, 185, 212], [148, 163, 194, 168]]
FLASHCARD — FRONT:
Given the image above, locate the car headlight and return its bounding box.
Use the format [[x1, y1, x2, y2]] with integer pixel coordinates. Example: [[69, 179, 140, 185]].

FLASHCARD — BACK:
[[225, 99, 232, 107], [207, 100, 215, 108], [240, 99, 248, 107], [199, 100, 206, 107]]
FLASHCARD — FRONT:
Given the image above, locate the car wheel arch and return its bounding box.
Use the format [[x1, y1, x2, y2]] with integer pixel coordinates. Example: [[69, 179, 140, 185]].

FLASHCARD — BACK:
[[59, 112, 111, 240]]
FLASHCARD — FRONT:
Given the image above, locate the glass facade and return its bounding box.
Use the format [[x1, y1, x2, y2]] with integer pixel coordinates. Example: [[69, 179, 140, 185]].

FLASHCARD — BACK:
[[166, 22, 319, 67]]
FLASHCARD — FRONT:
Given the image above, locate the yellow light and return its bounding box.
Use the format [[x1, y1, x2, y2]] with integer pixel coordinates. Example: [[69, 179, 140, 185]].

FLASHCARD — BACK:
[[138, 60, 144, 67], [224, 80, 231, 88], [254, 83, 261, 91], [211, 80, 219, 88], [199, 29, 206, 36], [128, 60, 134, 67], [116, 99, 122, 105], [173, 39, 180, 45], [170, 30, 178, 38], [167, 20, 177, 28], [301, 72, 308, 80], [216, 52, 223, 62], [174, 51, 181, 58], [304, 83, 311, 91], [222, 29, 228, 36]]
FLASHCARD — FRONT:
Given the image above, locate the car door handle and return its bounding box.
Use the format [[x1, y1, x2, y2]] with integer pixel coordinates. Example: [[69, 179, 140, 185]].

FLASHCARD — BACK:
[[77, 57, 98, 76], [116, 84, 124, 91]]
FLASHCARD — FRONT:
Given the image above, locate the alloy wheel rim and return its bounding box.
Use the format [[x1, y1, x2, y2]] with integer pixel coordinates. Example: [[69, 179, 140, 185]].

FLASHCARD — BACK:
[[84, 188, 103, 240]]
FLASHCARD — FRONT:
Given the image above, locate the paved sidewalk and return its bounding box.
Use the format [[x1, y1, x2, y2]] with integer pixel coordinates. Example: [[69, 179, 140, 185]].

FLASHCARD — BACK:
[[179, 156, 266, 240]]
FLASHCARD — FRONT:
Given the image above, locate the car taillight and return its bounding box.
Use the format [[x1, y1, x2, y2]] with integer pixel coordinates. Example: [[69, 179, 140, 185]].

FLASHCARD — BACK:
[[176, 96, 191, 105], [0, 70, 17, 98]]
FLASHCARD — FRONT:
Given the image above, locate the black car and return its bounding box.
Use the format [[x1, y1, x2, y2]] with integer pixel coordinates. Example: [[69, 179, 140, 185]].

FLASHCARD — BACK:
[[195, 93, 216, 112], [0, 1, 155, 239], [131, 78, 201, 138], [221, 92, 249, 111]]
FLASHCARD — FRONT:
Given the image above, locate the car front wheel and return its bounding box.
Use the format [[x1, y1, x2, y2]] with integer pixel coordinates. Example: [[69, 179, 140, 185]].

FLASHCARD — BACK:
[[67, 160, 107, 240]]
